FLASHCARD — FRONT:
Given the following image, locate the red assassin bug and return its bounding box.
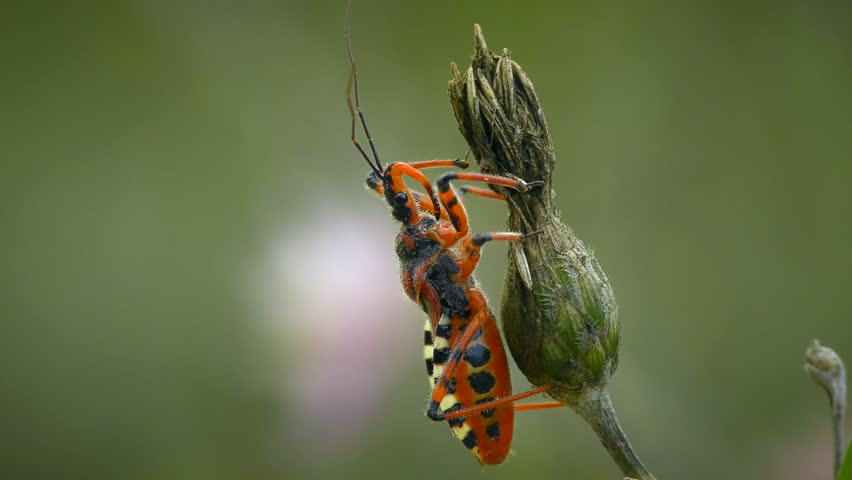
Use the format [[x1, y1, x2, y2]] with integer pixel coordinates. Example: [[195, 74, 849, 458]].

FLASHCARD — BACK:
[[345, 2, 565, 465]]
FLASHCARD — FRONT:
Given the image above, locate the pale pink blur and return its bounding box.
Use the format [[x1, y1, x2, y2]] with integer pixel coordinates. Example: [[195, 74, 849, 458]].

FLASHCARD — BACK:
[[254, 205, 418, 457]]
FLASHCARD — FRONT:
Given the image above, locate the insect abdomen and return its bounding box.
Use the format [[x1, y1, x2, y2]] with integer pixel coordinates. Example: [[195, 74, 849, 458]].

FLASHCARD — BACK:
[[423, 304, 514, 465]]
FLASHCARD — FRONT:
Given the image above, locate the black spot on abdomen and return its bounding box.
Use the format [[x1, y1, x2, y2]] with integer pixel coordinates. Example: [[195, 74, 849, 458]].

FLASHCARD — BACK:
[[475, 397, 496, 418], [485, 423, 501, 440], [463, 343, 491, 368], [468, 371, 496, 394]]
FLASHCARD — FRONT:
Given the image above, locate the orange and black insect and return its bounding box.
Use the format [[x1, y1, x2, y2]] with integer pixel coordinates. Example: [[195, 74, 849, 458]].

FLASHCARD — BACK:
[[345, 2, 564, 465]]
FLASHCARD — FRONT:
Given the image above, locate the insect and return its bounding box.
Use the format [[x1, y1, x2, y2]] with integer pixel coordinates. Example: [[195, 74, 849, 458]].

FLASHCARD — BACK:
[[345, 2, 564, 465]]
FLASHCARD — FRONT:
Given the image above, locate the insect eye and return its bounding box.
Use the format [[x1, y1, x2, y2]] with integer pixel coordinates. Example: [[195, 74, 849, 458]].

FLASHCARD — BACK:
[[393, 192, 408, 205], [366, 172, 380, 189]]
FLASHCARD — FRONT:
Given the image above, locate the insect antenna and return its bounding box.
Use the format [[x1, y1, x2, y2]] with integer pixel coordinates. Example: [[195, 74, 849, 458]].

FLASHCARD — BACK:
[[345, 0, 383, 176]]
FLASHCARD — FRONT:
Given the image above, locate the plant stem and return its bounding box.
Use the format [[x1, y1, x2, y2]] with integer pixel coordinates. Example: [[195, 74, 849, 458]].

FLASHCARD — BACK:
[[566, 388, 656, 480], [805, 340, 847, 479]]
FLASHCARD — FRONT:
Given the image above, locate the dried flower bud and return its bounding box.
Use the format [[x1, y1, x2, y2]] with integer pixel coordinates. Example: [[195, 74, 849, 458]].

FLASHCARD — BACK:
[[448, 25, 620, 403], [447, 24, 655, 478]]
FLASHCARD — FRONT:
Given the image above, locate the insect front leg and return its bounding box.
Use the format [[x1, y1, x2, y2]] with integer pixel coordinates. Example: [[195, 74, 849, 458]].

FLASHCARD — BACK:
[[368, 159, 469, 218], [433, 172, 543, 246], [367, 173, 446, 219]]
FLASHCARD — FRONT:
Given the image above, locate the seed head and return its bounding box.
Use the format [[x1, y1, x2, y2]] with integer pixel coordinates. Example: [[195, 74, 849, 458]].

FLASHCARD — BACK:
[[448, 25, 620, 403]]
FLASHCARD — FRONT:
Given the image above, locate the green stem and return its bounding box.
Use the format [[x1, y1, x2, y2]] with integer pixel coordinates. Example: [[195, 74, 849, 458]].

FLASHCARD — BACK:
[[805, 340, 847, 479], [561, 388, 655, 480]]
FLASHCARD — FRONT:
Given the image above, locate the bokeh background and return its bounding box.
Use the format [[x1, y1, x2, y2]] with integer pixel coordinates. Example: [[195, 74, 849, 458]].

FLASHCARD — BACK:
[[3, 1, 852, 479]]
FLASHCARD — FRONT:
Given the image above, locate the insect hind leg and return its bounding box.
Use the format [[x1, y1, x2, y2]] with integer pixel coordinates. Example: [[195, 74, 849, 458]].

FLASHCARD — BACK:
[[460, 185, 505, 201], [431, 385, 562, 421], [425, 312, 486, 422]]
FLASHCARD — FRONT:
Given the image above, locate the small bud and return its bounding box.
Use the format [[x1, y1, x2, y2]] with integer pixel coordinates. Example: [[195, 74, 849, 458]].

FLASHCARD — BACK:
[[803, 340, 847, 478], [805, 339, 845, 381], [805, 339, 846, 418]]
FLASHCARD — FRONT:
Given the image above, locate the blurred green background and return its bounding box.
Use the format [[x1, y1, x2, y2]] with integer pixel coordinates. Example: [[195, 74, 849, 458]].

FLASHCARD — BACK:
[[3, 1, 852, 479]]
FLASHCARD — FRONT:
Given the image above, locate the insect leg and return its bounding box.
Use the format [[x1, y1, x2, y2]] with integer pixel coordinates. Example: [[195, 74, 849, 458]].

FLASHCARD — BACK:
[[438, 385, 564, 421], [425, 311, 486, 421], [513, 401, 566, 412], [371, 160, 467, 218], [366, 176, 443, 218], [424, 287, 564, 422], [386, 162, 467, 200], [456, 232, 526, 279], [384, 162, 441, 224], [407, 159, 469, 170], [460, 186, 505, 201], [412, 191, 442, 218], [405, 159, 469, 218], [435, 172, 543, 238], [435, 172, 544, 194]]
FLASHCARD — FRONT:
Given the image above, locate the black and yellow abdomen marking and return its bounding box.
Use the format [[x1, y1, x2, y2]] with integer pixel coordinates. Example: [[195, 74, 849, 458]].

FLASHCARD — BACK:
[[422, 302, 513, 464]]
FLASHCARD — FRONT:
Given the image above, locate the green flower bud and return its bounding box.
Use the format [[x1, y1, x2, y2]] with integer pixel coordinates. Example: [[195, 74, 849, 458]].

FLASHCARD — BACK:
[[448, 25, 620, 402], [502, 224, 620, 394]]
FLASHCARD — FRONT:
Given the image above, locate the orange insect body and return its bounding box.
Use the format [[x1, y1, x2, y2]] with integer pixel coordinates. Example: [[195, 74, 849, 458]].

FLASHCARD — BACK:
[[368, 167, 518, 463], [345, 1, 560, 464], [363, 165, 554, 464]]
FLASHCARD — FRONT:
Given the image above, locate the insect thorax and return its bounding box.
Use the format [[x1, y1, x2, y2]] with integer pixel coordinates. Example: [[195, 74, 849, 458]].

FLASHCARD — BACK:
[[395, 216, 440, 262]]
